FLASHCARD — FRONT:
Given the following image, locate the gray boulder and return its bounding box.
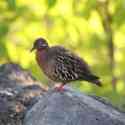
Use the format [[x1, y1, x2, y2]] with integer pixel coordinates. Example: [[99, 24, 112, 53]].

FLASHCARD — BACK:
[[24, 88, 125, 125]]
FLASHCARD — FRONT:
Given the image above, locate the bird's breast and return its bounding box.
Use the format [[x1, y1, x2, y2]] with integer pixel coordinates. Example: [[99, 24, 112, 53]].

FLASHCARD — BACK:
[[36, 50, 55, 80], [36, 50, 48, 71]]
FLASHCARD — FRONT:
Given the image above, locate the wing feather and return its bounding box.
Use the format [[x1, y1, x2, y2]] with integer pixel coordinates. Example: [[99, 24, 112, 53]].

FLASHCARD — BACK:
[[49, 46, 93, 82]]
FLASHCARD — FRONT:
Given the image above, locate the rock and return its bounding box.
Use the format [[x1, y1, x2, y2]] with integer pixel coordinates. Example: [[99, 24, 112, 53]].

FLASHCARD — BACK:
[[0, 63, 44, 88], [0, 63, 46, 125], [24, 88, 125, 125], [0, 63, 125, 125]]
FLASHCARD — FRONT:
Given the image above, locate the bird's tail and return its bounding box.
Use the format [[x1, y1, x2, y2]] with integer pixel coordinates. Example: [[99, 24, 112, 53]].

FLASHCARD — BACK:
[[92, 79, 102, 87], [87, 74, 102, 87]]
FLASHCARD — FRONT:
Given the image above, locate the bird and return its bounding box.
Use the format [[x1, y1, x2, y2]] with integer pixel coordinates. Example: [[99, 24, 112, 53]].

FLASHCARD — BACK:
[[31, 37, 102, 91]]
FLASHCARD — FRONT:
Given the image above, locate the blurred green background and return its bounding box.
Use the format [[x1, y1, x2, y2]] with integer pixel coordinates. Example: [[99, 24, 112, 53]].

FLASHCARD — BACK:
[[0, 0, 125, 110]]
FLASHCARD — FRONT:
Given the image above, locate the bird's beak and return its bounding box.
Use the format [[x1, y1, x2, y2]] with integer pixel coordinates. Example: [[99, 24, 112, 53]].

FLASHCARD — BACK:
[[30, 46, 35, 52]]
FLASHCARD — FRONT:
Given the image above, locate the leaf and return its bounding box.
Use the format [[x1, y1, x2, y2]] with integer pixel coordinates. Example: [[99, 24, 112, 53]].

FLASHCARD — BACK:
[[6, 0, 16, 10], [113, 0, 125, 27], [46, 0, 57, 9]]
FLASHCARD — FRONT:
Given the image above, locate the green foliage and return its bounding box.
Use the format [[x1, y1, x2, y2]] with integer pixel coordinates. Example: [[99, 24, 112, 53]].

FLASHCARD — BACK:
[[0, 0, 125, 111], [6, 0, 16, 10], [46, 0, 57, 9]]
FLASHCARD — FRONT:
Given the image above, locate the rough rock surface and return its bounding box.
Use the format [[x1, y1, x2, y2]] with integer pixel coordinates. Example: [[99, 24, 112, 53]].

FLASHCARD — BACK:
[[0, 63, 46, 125], [24, 88, 125, 125]]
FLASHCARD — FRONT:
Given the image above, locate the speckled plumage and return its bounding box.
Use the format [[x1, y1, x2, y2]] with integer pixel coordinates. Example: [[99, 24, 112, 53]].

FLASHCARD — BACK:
[[32, 38, 102, 87]]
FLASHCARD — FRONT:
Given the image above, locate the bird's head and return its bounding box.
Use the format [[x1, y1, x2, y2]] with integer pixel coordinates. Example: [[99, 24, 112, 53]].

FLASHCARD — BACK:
[[31, 38, 49, 52]]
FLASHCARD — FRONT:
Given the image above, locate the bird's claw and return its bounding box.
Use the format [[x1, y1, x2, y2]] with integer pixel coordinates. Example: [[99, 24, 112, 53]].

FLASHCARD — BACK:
[[54, 84, 65, 92]]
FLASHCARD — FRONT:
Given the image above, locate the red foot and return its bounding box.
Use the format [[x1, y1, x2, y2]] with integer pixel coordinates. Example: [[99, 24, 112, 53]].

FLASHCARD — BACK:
[[54, 84, 65, 91]]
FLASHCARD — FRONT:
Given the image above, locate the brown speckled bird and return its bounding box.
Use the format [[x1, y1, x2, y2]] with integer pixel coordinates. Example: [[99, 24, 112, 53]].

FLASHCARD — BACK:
[[31, 38, 102, 91]]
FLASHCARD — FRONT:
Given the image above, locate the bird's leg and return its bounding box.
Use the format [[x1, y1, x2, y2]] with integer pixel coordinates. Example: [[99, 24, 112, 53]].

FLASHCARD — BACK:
[[55, 83, 66, 91]]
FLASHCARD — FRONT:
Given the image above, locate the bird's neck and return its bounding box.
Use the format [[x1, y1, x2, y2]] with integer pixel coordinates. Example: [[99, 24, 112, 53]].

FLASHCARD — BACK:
[[36, 48, 48, 67]]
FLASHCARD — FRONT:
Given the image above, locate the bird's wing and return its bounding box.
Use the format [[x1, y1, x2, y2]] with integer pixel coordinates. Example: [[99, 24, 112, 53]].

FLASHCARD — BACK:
[[50, 46, 95, 82]]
